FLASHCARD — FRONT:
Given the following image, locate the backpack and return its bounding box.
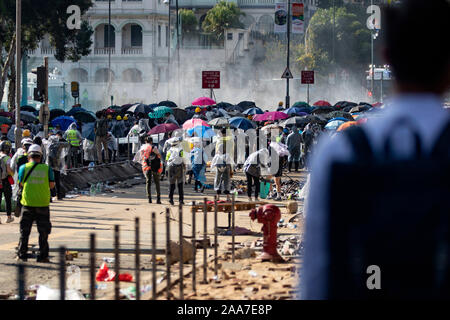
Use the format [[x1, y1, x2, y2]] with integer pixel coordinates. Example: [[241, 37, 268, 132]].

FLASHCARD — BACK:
[[96, 119, 108, 137], [17, 154, 28, 173], [145, 146, 161, 172], [48, 141, 60, 168], [325, 118, 450, 299], [167, 148, 183, 166]]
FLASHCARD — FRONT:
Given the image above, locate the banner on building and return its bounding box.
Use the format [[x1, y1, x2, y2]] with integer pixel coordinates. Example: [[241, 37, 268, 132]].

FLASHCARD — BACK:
[[292, 3, 304, 34], [274, 2, 288, 33]]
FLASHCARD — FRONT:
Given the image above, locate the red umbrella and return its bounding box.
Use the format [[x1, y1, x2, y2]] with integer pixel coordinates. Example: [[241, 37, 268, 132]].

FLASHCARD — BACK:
[[313, 100, 332, 107], [192, 97, 216, 106], [252, 111, 289, 122], [182, 118, 210, 130], [149, 123, 179, 135]]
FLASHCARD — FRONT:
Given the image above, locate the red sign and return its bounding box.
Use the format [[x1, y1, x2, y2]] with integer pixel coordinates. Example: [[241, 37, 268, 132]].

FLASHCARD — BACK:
[[202, 71, 220, 89], [301, 71, 314, 84]]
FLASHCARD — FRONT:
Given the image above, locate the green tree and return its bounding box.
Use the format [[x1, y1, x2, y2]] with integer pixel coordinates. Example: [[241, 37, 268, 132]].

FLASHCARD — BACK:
[[202, 0, 245, 41], [180, 9, 197, 34], [0, 0, 93, 107]]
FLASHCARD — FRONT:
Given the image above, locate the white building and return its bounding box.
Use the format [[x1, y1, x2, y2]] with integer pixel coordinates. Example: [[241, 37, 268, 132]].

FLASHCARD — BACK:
[[26, 0, 317, 110]]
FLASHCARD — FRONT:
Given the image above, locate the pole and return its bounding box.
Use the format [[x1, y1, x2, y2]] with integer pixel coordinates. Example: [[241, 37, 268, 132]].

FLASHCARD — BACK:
[[178, 203, 183, 299], [59, 246, 66, 300], [165, 208, 171, 299], [43, 57, 49, 137], [18, 263, 25, 300], [203, 198, 207, 284], [332, 0, 335, 64], [151, 212, 157, 300], [214, 198, 218, 278], [285, 0, 291, 109], [21, 53, 27, 106], [135, 217, 140, 300], [370, 0, 374, 102], [89, 234, 96, 300], [15, 0, 22, 150], [108, 0, 112, 87], [231, 194, 235, 263], [167, 1, 171, 100], [114, 225, 120, 300], [63, 83, 66, 111], [380, 68, 383, 103], [307, 83, 310, 105], [176, 0, 180, 107], [191, 201, 196, 293]]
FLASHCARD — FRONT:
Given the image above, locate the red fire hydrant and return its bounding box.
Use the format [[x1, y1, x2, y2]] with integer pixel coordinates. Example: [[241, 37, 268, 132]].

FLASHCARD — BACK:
[[249, 204, 285, 262]]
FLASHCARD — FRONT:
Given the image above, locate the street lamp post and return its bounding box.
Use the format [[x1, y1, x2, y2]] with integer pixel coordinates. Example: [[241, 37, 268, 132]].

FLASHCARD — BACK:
[[15, 0, 22, 149]]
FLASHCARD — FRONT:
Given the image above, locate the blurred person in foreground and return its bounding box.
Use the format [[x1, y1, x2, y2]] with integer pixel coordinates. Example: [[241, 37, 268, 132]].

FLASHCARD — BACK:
[[301, 0, 450, 299]]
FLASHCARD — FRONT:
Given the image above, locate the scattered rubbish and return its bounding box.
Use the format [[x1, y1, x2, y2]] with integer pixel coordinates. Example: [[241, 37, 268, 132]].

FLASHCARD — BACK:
[[120, 286, 136, 300], [36, 285, 85, 300], [96, 283, 108, 290], [65, 195, 79, 199], [248, 270, 259, 277], [235, 248, 257, 259], [244, 286, 258, 295], [111, 196, 118, 198], [102, 257, 115, 263], [219, 226, 255, 236], [95, 262, 133, 282]]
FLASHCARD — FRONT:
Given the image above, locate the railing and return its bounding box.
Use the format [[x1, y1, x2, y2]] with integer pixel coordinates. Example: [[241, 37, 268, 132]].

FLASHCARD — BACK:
[[121, 47, 143, 55], [40, 47, 55, 55], [94, 47, 115, 55], [237, 0, 275, 6]]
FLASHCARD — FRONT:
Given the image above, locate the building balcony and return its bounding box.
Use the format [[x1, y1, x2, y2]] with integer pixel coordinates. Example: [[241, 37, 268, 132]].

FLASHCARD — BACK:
[[94, 47, 116, 55], [121, 47, 143, 54], [237, 0, 275, 7], [41, 47, 56, 55], [174, 0, 236, 9]]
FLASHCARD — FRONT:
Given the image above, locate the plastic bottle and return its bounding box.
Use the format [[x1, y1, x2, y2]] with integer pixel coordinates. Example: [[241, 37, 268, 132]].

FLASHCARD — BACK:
[[96, 182, 102, 193], [88, 162, 95, 172], [90, 184, 96, 196]]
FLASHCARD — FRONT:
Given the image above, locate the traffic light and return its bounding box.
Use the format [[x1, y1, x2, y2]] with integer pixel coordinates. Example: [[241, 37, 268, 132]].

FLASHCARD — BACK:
[[31, 66, 46, 102], [71, 81, 80, 98]]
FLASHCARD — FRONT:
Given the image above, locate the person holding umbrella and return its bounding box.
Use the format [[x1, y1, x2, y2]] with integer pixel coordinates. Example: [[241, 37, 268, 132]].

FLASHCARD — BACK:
[[165, 137, 186, 205]]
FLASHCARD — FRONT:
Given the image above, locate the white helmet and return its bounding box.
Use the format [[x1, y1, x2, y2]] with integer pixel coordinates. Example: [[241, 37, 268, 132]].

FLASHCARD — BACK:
[[28, 144, 42, 156]]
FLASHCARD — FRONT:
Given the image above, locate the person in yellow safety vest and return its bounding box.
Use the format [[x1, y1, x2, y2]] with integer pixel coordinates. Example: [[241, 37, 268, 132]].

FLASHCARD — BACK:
[[63, 123, 83, 168], [16, 144, 55, 263]]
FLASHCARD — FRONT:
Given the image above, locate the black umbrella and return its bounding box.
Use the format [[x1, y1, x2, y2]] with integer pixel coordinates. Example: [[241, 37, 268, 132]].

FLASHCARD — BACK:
[[128, 103, 153, 114], [21, 105, 37, 113], [158, 100, 178, 109], [172, 108, 189, 124], [72, 111, 96, 123], [350, 105, 372, 113], [50, 109, 66, 121], [311, 106, 336, 115], [237, 101, 256, 110], [216, 102, 234, 110], [324, 110, 355, 121]]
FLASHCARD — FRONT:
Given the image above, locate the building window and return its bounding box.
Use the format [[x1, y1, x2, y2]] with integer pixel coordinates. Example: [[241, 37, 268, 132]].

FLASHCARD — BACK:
[[166, 26, 169, 47], [227, 33, 233, 40], [158, 25, 161, 47], [238, 33, 244, 40], [131, 24, 143, 47], [104, 25, 115, 48]]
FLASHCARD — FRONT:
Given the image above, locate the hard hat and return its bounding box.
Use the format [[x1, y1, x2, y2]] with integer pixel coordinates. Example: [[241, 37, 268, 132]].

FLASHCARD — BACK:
[[0, 141, 11, 152], [22, 129, 31, 137], [21, 138, 33, 146], [116, 115, 122, 121], [195, 107, 201, 113], [278, 101, 284, 106], [107, 114, 112, 119], [123, 115, 128, 120], [28, 144, 42, 155]]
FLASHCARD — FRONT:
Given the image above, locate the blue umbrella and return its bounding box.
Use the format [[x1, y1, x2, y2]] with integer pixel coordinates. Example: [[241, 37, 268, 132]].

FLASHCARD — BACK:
[[284, 107, 308, 116], [229, 117, 256, 131], [328, 117, 350, 123], [66, 107, 87, 116], [51, 116, 76, 131], [243, 107, 263, 115], [325, 120, 346, 131], [187, 126, 216, 139], [82, 122, 96, 141]]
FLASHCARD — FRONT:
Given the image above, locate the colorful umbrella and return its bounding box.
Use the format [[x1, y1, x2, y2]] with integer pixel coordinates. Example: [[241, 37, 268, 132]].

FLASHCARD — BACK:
[[149, 123, 179, 135], [313, 100, 332, 107], [292, 101, 310, 109], [243, 107, 264, 115], [149, 106, 174, 119], [51, 116, 76, 131], [252, 112, 289, 122], [0, 112, 13, 118], [187, 126, 216, 139], [229, 117, 255, 131], [183, 118, 210, 130], [192, 97, 216, 106], [337, 121, 358, 132]]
